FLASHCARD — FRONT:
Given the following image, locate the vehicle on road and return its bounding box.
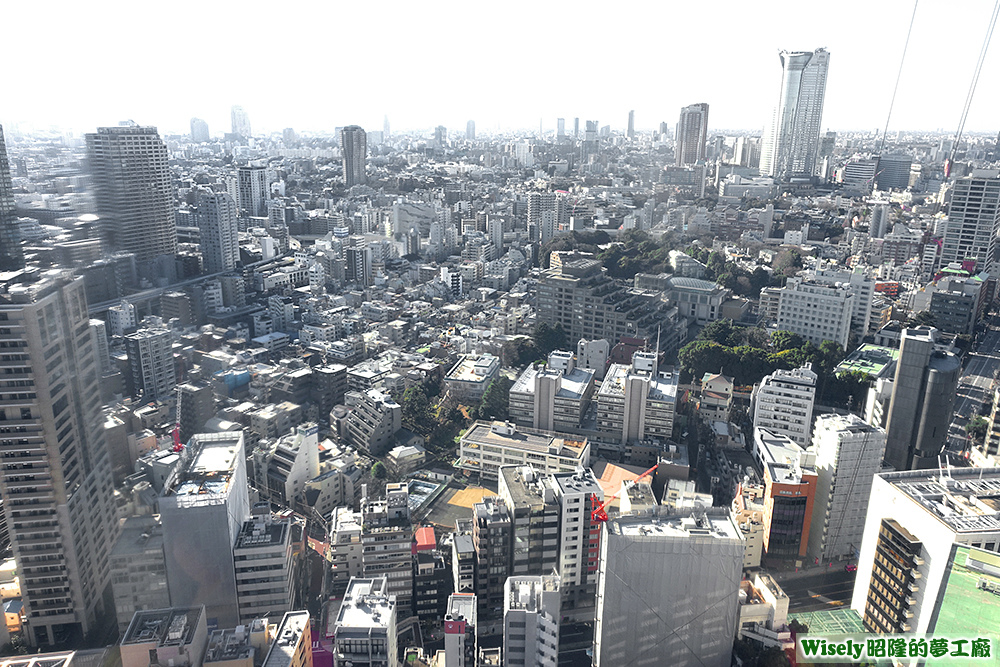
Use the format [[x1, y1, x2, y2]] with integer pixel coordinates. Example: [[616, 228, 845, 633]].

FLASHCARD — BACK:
[[845, 564, 857, 572]]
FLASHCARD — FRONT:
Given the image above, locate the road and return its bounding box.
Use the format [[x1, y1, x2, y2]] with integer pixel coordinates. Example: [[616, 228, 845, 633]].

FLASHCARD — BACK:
[[947, 320, 1000, 454], [773, 568, 857, 613]]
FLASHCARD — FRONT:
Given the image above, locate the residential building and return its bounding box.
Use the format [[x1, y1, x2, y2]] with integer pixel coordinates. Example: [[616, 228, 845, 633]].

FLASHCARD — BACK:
[[176, 382, 214, 444], [508, 350, 595, 432], [442, 593, 477, 667], [190, 118, 209, 143], [197, 193, 240, 274], [107, 300, 137, 337], [751, 363, 817, 447], [452, 522, 476, 595], [850, 468, 1000, 636], [231, 106, 251, 138], [444, 354, 500, 402], [808, 415, 886, 562], [803, 264, 875, 337], [675, 103, 709, 166], [125, 328, 176, 401], [252, 422, 321, 508], [345, 390, 401, 456], [882, 327, 961, 470], [503, 575, 560, 667], [329, 508, 364, 595], [160, 432, 250, 629], [262, 611, 311, 667], [576, 338, 609, 380], [412, 533, 451, 622], [0, 125, 21, 271], [497, 466, 560, 578], [109, 516, 170, 633], [760, 49, 830, 180], [360, 484, 413, 618], [86, 125, 176, 261], [0, 272, 119, 646], [776, 277, 855, 348], [458, 421, 590, 480], [596, 352, 678, 445], [341, 126, 367, 187], [332, 577, 396, 667], [754, 428, 818, 563], [120, 607, 208, 667], [940, 170, 1000, 273], [472, 498, 512, 619], [233, 508, 295, 624], [549, 470, 603, 609], [698, 372, 733, 423], [593, 510, 744, 667]]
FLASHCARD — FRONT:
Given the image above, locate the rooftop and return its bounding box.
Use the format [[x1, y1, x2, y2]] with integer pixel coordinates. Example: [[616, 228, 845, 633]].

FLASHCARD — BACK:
[[235, 516, 290, 550], [335, 578, 395, 631], [462, 421, 588, 458], [445, 354, 500, 383], [510, 364, 595, 400], [446, 593, 477, 625], [835, 344, 899, 379], [0, 653, 78, 667], [166, 432, 243, 498], [122, 607, 204, 647], [506, 576, 560, 612], [885, 467, 1000, 534], [263, 611, 310, 667], [609, 511, 742, 541], [111, 515, 164, 558], [204, 619, 267, 664]]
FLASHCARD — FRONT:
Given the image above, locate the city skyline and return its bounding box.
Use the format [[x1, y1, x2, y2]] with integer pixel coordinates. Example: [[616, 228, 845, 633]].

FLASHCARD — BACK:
[[5, 1, 1000, 137]]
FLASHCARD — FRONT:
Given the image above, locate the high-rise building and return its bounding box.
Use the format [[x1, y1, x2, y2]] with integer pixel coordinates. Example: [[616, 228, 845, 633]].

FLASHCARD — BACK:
[[508, 350, 596, 433], [808, 414, 886, 562], [850, 468, 1000, 636], [882, 327, 961, 470], [0, 272, 119, 646], [176, 381, 215, 444], [626, 110, 635, 140], [361, 483, 413, 618], [232, 166, 269, 218], [556, 118, 565, 139], [466, 120, 476, 141], [775, 277, 854, 348], [190, 118, 210, 143], [595, 351, 678, 445], [875, 153, 912, 191], [593, 510, 744, 667], [231, 106, 251, 138], [124, 328, 176, 401], [233, 508, 295, 624], [497, 467, 561, 578], [160, 431, 250, 629], [345, 238, 372, 286], [196, 192, 240, 274], [442, 593, 477, 667], [941, 169, 1000, 273], [760, 49, 830, 180], [751, 363, 818, 447], [383, 115, 390, 139], [752, 428, 818, 562], [340, 126, 367, 187], [282, 127, 297, 146], [434, 126, 448, 149], [329, 507, 364, 595], [332, 577, 397, 667], [0, 125, 23, 271], [550, 470, 603, 609], [573, 118, 579, 139], [86, 125, 176, 261], [503, 575, 560, 667], [472, 498, 512, 618], [109, 516, 169, 633], [675, 103, 709, 166]]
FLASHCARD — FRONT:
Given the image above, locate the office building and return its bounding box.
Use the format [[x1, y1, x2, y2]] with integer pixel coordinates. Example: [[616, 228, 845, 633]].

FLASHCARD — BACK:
[[0, 125, 22, 271], [751, 363, 817, 447], [190, 118, 210, 143], [753, 429, 818, 563], [503, 575, 560, 667], [332, 577, 397, 667], [0, 272, 119, 646], [675, 103, 709, 166], [231, 106, 251, 138], [124, 328, 176, 401], [803, 264, 875, 338], [593, 510, 744, 667], [596, 351, 678, 445], [882, 327, 961, 470], [626, 110, 635, 140], [412, 532, 451, 622], [808, 414, 886, 562], [233, 509, 295, 624], [941, 170, 1000, 273], [341, 126, 367, 187], [850, 468, 1000, 635], [120, 607, 208, 667], [160, 432, 250, 629], [360, 484, 413, 618], [775, 277, 854, 348], [458, 421, 590, 480], [176, 381, 214, 445], [875, 153, 912, 191], [550, 470, 603, 609], [203, 618, 270, 667], [262, 611, 311, 667], [109, 515, 170, 633], [498, 466, 561, 578], [466, 120, 476, 141], [444, 354, 500, 402], [508, 350, 596, 433], [329, 507, 364, 594], [196, 192, 240, 274], [760, 49, 830, 180], [556, 118, 565, 139], [345, 241, 372, 286], [472, 498, 512, 618], [86, 125, 176, 261], [108, 300, 137, 337], [442, 593, 477, 667], [233, 166, 269, 218]]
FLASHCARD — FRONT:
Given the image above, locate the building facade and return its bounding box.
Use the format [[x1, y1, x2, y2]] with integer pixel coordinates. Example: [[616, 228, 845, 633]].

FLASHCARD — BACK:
[[341, 126, 368, 187], [503, 575, 560, 667], [940, 170, 1000, 273], [760, 49, 830, 180], [675, 103, 709, 166], [751, 363, 817, 448]]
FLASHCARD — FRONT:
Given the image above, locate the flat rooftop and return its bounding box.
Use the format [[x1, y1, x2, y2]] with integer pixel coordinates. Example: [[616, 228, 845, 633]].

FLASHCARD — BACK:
[[835, 344, 899, 379], [446, 354, 499, 382], [335, 578, 394, 631], [598, 364, 677, 401], [263, 611, 310, 667], [510, 365, 594, 400], [111, 515, 164, 558], [235, 518, 289, 549], [885, 468, 1000, 533], [609, 511, 742, 542], [122, 607, 204, 646], [446, 593, 477, 624], [170, 433, 243, 497], [506, 576, 559, 612], [462, 422, 587, 458], [0, 653, 77, 667]]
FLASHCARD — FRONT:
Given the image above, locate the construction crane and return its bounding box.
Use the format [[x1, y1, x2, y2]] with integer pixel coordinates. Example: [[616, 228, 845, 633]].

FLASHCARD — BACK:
[[171, 424, 184, 453], [590, 463, 659, 522]]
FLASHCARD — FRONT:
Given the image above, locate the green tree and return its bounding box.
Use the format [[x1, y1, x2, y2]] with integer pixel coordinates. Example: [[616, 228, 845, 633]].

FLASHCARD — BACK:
[[908, 310, 937, 327], [472, 376, 513, 422], [698, 319, 742, 347], [771, 330, 806, 352], [371, 461, 387, 479], [401, 386, 432, 433], [966, 416, 989, 444], [534, 322, 568, 357]]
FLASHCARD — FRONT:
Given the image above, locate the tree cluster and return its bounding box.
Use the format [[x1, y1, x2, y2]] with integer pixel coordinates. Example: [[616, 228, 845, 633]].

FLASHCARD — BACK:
[[685, 247, 774, 298]]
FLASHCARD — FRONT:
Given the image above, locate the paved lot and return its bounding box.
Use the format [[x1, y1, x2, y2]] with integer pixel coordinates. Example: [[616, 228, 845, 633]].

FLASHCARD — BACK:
[[773, 568, 857, 613]]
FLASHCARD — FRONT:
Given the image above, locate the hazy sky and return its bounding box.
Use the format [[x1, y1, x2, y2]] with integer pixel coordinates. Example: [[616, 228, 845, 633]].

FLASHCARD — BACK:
[[5, 0, 1000, 137]]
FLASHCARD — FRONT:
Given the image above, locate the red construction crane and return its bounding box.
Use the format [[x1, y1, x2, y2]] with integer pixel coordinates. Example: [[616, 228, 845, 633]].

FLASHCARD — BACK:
[[171, 424, 184, 453], [590, 463, 659, 522]]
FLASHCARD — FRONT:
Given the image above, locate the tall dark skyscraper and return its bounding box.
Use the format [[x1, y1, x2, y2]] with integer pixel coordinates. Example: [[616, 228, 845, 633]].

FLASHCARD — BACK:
[[0, 272, 119, 646], [341, 125, 368, 187], [85, 124, 176, 261], [0, 125, 22, 271], [675, 103, 709, 166]]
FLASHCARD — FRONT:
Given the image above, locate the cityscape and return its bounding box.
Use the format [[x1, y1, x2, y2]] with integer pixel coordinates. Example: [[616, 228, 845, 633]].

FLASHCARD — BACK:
[[2, 2, 1000, 667]]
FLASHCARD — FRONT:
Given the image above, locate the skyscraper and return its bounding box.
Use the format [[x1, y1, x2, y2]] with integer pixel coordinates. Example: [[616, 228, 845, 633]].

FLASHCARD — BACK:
[[233, 165, 269, 217], [675, 103, 709, 166], [0, 124, 22, 271], [0, 272, 119, 646], [626, 110, 635, 140], [434, 125, 448, 149], [189, 118, 209, 143], [383, 115, 390, 139], [573, 117, 579, 139], [940, 169, 1000, 273], [85, 125, 176, 262], [882, 326, 960, 470], [230, 105, 251, 138], [760, 48, 830, 180], [196, 192, 239, 274], [466, 120, 476, 141], [124, 328, 177, 401], [557, 118, 565, 139], [340, 125, 367, 187]]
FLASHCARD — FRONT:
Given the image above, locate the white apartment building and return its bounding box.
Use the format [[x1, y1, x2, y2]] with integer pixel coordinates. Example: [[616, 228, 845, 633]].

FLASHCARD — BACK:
[[444, 354, 500, 401], [333, 577, 398, 667], [550, 470, 603, 608], [329, 507, 364, 594], [508, 350, 595, 433], [776, 277, 855, 348], [458, 422, 590, 480], [108, 300, 137, 337], [751, 363, 817, 447], [503, 576, 561, 667], [596, 351, 678, 445], [804, 264, 875, 337], [808, 414, 885, 562]]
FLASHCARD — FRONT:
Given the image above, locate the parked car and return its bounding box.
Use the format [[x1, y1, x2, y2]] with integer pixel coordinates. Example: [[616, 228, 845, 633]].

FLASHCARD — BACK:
[[845, 564, 857, 572]]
